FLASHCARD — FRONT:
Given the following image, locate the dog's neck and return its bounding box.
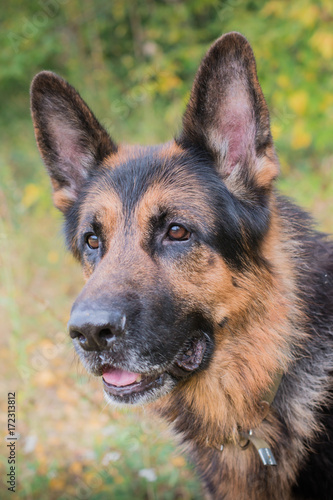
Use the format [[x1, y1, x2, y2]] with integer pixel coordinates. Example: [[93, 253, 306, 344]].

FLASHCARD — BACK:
[[152, 215, 304, 449]]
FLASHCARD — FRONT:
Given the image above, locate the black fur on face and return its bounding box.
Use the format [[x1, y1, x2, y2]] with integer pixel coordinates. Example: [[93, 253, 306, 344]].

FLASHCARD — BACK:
[[62, 145, 273, 405], [31, 32, 333, 500], [65, 147, 272, 269], [31, 32, 278, 406]]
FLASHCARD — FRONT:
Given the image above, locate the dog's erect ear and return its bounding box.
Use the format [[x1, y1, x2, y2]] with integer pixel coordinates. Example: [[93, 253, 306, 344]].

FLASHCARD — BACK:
[[177, 32, 278, 190], [30, 71, 117, 213]]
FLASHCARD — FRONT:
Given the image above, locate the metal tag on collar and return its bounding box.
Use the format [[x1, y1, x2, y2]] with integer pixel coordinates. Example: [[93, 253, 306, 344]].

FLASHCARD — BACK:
[[241, 430, 277, 466]]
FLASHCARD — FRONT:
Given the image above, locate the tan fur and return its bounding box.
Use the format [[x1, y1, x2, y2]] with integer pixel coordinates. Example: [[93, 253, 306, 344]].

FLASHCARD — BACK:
[[30, 33, 333, 500], [149, 197, 311, 500], [68, 142, 317, 499]]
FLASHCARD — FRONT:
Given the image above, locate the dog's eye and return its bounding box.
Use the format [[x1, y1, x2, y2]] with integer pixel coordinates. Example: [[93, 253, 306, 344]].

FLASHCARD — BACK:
[[167, 224, 191, 241], [86, 233, 99, 249]]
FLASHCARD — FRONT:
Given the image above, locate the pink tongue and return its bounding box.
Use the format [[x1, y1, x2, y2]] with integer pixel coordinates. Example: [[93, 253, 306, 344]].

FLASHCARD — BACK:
[[103, 368, 139, 387]]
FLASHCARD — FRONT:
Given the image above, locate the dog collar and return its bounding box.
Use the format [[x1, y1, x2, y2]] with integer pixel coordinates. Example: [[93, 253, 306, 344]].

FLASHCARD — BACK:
[[206, 370, 283, 466]]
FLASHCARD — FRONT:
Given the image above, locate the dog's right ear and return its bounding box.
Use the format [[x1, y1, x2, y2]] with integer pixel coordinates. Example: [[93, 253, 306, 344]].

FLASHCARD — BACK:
[[30, 71, 117, 213]]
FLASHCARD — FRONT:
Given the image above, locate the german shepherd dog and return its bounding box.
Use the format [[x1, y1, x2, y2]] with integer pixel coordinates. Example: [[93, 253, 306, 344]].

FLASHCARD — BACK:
[[31, 32, 333, 499]]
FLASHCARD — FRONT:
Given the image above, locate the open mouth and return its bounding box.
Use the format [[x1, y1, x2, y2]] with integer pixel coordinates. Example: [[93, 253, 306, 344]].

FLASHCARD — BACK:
[[103, 369, 166, 401], [102, 335, 207, 404]]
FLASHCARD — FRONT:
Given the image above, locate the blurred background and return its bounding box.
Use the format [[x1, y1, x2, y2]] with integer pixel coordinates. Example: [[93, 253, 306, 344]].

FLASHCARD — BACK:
[[1, 1, 333, 499]]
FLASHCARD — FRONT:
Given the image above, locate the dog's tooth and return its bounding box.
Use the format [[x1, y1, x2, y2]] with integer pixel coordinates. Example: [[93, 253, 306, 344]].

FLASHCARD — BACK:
[[136, 374, 142, 383]]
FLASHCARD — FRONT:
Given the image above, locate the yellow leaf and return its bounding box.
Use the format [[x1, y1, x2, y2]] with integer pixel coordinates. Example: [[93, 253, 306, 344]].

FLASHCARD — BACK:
[[289, 4, 319, 27], [277, 75, 290, 89], [38, 463, 48, 475], [49, 477, 66, 491], [171, 456, 186, 467], [40, 339, 56, 349], [291, 122, 312, 149], [271, 123, 282, 140], [34, 370, 57, 388], [288, 90, 308, 116], [320, 94, 333, 111], [115, 475, 125, 485], [311, 32, 333, 59], [47, 251, 59, 264], [322, 0, 333, 14], [69, 461, 83, 475], [304, 71, 316, 82], [158, 71, 182, 93], [262, 1, 286, 17], [22, 183, 41, 208], [84, 470, 103, 485], [35, 443, 46, 461], [56, 386, 74, 403], [0, 347, 10, 358]]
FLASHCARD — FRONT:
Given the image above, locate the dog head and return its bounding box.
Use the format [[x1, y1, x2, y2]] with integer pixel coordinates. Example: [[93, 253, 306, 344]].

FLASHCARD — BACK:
[[31, 32, 279, 406]]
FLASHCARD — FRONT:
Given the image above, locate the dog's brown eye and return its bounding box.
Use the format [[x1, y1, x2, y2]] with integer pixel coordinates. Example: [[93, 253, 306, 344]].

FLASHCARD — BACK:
[[86, 234, 99, 249], [167, 224, 191, 241]]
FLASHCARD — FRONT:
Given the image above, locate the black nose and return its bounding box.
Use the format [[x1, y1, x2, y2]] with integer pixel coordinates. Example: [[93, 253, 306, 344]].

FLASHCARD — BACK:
[[68, 306, 126, 351]]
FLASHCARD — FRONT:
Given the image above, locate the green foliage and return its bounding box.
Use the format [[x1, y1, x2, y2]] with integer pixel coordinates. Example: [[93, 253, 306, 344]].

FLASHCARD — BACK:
[[1, 0, 333, 183]]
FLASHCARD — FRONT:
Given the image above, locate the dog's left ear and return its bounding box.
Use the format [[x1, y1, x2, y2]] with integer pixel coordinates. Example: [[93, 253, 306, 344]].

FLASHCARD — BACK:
[[177, 32, 278, 190]]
